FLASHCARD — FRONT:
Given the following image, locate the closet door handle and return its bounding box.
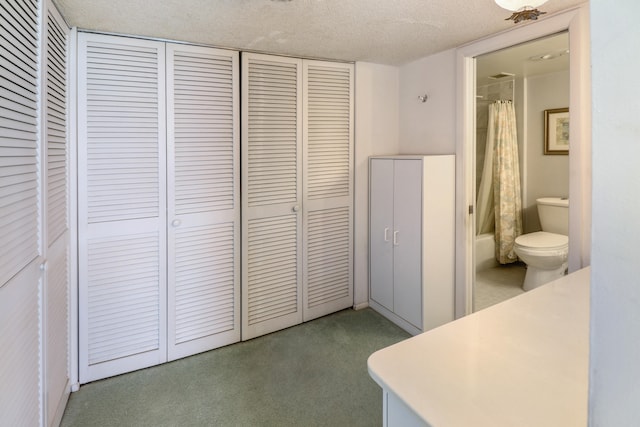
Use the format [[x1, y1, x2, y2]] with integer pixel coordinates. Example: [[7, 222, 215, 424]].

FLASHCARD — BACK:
[[171, 219, 181, 227], [393, 230, 399, 246], [384, 227, 390, 242]]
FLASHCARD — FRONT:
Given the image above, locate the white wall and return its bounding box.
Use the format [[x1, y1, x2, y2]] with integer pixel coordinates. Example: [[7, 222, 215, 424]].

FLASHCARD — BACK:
[[589, 0, 640, 424], [524, 70, 570, 233], [353, 62, 400, 307], [354, 52, 457, 308], [399, 49, 457, 154]]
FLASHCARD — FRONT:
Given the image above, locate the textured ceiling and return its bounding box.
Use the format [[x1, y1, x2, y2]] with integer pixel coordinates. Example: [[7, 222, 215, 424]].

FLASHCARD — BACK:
[[54, 0, 584, 65], [477, 32, 569, 85]]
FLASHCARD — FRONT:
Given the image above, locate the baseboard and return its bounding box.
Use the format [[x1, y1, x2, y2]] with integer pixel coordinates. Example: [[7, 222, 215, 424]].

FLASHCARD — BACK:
[[50, 379, 71, 427], [353, 301, 369, 310], [368, 300, 422, 336]]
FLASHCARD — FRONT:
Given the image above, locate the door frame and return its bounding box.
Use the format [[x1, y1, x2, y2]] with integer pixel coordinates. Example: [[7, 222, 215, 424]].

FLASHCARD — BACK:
[[454, 5, 592, 317]]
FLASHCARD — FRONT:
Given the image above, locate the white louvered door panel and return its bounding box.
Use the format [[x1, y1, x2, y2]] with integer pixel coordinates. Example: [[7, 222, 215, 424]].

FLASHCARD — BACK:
[[166, 44, 240, 360], [45, 236, 69, 425], [0, 0, 41, 289], [0, 263, 42, 427], [0, 0, 42, 422], [45, 0, 68, 244], [44, 2, 70, 424], [302, 61, 354, 321], [78, 33, 167, 383], [241, 53, 303, 340]]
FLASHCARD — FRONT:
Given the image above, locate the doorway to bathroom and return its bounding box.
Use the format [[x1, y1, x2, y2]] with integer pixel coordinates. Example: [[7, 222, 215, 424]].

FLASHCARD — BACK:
[[473, 32, 570, 311], [456, 6, 590, 318]]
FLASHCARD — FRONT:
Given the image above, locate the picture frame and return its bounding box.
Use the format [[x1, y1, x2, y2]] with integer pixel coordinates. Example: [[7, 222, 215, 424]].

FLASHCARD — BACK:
[[544, 107, 569, 155]]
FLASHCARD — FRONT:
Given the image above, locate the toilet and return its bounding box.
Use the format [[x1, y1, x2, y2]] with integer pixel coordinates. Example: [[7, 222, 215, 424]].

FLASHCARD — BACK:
[[514, 197, 569, 291]]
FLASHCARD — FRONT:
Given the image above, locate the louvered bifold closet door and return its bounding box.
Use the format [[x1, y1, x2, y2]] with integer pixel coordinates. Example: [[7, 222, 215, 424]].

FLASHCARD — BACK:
[[241, 53, 303, 340], [0, 0, 42, 423], [44, 1, 70, 424], [78, 33, 167, 383], [0, 0, 41, 290], [166, 44, 240, 360], [302, 61, 354, 321]]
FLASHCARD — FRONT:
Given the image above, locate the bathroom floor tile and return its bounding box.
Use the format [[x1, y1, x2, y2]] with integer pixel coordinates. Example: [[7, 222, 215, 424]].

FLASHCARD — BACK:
[[474, 263, 526, 311]]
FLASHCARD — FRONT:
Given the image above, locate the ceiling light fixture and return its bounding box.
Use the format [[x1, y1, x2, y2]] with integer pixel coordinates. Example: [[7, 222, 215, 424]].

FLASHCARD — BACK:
[[495, 0, 548, 24], [488, 72, 516, 80], [528, 50, 568, 61]]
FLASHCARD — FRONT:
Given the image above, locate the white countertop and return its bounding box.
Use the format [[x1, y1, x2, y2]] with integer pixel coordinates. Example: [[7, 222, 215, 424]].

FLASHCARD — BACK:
[[368, 267, 590, 427]]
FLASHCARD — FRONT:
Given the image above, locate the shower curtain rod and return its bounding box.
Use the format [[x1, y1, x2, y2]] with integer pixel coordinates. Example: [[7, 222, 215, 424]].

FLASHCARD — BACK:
[[476, 98, 513, 103], [476, 79, 515, 90], [477, 79, 515, 103]]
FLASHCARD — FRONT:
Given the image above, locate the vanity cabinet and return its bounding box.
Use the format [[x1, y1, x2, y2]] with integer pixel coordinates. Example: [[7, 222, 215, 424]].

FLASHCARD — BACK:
[[369, 155, 455, 335]]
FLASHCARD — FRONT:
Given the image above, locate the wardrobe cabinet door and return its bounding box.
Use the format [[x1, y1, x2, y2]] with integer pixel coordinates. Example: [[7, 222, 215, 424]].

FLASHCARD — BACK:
[[241, 53, 303, 340], [78, 33, 167, 383], [369, 159, 395, 311], [392, 160, 423, 329], [302, 60, 354, 321], [369, 155, 455, 335], [166, 44, 240, 360]]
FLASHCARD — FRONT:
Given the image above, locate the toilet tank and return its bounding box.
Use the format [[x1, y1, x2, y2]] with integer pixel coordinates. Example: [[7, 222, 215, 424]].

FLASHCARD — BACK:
[[537, 197, 569, 235]]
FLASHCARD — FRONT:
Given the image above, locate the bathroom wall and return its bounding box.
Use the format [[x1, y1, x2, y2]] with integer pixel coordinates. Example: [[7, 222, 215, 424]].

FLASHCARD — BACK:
[[353, 62, 400, 307], [524, 70, 570, 233]]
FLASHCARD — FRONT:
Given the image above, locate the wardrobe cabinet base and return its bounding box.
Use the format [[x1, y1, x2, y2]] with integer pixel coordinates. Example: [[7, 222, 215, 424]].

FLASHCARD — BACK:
[[369, 300, 422, 336]]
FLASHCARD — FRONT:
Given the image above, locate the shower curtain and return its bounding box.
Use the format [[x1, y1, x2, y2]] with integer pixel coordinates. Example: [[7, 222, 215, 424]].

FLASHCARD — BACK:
[[476, 100, 522, 264]]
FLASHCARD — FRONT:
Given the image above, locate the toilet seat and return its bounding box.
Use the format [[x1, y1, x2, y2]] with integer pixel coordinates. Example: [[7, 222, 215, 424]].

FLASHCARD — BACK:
[[515, 231, 568, 251], [514, 231, 569, 291]]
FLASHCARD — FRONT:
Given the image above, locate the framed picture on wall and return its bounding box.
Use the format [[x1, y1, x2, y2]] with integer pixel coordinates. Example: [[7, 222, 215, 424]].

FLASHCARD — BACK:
[[544, 107, 569, 155]]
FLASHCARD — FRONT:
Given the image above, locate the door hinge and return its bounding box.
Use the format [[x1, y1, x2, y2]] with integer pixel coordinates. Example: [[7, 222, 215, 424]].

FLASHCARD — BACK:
[[469, 205, 474, 215]]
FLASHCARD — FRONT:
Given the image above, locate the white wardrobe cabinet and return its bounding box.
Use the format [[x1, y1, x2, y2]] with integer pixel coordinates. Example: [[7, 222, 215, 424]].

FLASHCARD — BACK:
[[369, 155, 455, 335]]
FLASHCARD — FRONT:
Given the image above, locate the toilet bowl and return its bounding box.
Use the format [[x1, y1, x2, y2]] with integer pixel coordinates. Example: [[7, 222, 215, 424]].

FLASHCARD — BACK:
[[514, 231, 568, 291], [514, 197, 569, 291]]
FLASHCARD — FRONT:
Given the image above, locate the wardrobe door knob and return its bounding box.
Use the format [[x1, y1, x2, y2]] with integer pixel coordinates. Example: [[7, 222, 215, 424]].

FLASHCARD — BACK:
[[172, 219, 181, 227]]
